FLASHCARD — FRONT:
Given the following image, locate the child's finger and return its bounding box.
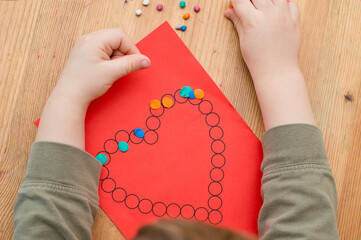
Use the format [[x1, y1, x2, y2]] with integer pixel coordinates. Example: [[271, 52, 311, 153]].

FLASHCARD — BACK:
[[252, 0, 273, 10], [105, 54, 151, 80], [111, 49, 126, 58], [272, 0, 288, 8], [288, 1, 300, 24], [224, 8, 243, 33], [231, 0, 257, 23]]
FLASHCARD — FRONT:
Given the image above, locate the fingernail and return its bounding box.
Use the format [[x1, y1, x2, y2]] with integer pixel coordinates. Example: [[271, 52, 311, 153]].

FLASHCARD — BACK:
[[141, 59, 150, 68]]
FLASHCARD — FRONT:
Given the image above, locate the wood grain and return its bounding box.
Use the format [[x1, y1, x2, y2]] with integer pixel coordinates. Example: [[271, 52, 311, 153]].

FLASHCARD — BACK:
[[0, 0, 360, 239]]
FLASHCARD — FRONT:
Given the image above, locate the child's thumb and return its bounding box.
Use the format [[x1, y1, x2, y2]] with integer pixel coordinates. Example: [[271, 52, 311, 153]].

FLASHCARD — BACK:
[[108, 54, 151, 79], [225, 9, 243, 34]]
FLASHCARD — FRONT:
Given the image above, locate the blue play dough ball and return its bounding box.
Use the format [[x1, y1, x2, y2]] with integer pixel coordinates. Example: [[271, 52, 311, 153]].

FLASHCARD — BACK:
[[95, 154, 108, 165], [189, 90, 195, 99], [118, 141, 129, 152], [180, 86, 192, 97], [134, 128, 145, 138], [181, 25, 187, 31]]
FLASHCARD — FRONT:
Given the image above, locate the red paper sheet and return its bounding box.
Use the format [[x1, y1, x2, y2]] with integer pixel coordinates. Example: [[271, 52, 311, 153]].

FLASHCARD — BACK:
[[38, 22, 263, 238]]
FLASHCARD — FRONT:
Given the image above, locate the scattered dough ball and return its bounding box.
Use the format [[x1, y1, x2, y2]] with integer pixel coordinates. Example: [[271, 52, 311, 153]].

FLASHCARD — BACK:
[[136, 9, 142, 16]]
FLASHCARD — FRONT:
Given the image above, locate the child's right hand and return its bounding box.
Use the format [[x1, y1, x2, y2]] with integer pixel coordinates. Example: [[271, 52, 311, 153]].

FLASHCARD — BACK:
[[225, 0, 301, 80], [55, 28, 150, 108], [36, 29, 150, 149]]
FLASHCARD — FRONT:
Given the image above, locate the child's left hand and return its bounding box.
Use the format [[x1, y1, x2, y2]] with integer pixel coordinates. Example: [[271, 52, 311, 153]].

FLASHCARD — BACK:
[[54, 28, 150, 107]]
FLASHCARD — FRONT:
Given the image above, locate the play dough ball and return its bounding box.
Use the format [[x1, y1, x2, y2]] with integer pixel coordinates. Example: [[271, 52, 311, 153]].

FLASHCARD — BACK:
[[183, 13, 190, 20], [194, 89, 205, 99], [95, 154, 108, 165], [175, 24, 182, 30], [181, 25, 187, 31], [162, 97, 174, 108], [229, 2, 233, 8], [194, 5, 201, 12], [143, 0, 150, 6], [136, 9, 142, 16], [157, 4, 163, 11], [118, 141, 129, 152], [150, 99, 161, 109], [189, 90, 195, 99], [134, 128, 145, 138], [180, 86, 192, 98], [180, 1, 186, 8]]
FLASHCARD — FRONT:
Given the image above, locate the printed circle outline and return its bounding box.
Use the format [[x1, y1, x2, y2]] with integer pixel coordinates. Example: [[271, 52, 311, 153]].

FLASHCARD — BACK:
[[208, 210, 223, 225], [100, 165, 109, 180], [211, 139, 226, 154], [125, 194, 140, 209], [149, 105, 165, 117], [146, 116, 161, 131], [207, 195, 223, 210], [195, 207, 209, 222], [103, 139, 118, 154], [180, 204, 195, 219], [209, 126, 224, 140], [205, 112, 220, 127], [174, 89, 188, 104], [210, 167, 225, 182], [208, 181, 223, 196], [188, 97, 202, 106], [143, 130, 159, 145], [115, 130, 130, 143], [198, 100, 213, 115], [129, 130, 144, 144], [101, 178, 116, 193], [112, 187, 127, 203], [138, 198, 153, 214], [211, 154, 226, 168], [152, 202, 167, 217], [166, 203, 181, 218]]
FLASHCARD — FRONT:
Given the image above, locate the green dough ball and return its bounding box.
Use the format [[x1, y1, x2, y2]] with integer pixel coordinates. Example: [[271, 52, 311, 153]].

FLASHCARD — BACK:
[[95, 154, 108, 164], [180, 86, 192, 98], [118, 141, 129, 152], [180, 1, 186, 8]]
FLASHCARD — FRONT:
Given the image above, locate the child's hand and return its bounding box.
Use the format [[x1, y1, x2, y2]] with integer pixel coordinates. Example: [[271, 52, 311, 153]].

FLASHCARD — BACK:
[[36, 29, 150, 149], [54, 28, 150, 107], [225, 1, 315, 130], [225, 0, 300, 79]]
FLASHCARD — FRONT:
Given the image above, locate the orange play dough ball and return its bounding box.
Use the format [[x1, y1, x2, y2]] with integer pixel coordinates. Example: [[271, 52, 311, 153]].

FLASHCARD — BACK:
[[150, 100, 161, 109], [162, 97, 174, 108], [229, 2, 233, 8], [183, 13, 190, 20], [194, 89, 205, 99]]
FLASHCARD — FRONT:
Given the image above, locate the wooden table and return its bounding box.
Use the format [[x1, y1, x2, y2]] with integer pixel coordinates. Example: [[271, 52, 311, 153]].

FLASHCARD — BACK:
[[1, 0, 360, 239]]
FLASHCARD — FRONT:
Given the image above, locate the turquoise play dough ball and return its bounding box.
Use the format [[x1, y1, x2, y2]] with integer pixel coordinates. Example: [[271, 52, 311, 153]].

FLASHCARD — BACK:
[[180, 86, 192, 98], [189, 90, 195, 99], [180, 1, 186, 8], [134, 128, 145, 138], [95, 154, 108, 165], [118, 141, 129, 152]]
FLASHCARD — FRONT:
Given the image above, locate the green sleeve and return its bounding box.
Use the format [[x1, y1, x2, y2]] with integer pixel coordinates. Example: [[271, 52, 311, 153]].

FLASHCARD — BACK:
[[12, 142, 101, 240], [258, 124, 339, 239]]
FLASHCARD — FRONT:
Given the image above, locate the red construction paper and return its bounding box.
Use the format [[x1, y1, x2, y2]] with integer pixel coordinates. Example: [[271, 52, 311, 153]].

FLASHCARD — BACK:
[[37, 22, 263, 238]]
